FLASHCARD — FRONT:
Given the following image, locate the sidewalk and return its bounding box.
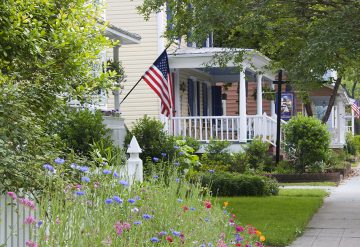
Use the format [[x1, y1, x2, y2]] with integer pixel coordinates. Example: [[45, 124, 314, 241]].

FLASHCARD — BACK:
[[289, 169, 360, 247]]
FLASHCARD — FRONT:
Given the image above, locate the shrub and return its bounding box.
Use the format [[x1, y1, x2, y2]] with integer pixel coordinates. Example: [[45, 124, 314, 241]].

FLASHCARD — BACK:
[[229, 152, 249, 173], [352, 135, 360, 153], [244, 137, 272, 170], [201, 171, 279, 196], [200, 140, 232, 171], [284, 115, 330, 173], [55, 108, 113, 156], [345, 133, 357, 155]]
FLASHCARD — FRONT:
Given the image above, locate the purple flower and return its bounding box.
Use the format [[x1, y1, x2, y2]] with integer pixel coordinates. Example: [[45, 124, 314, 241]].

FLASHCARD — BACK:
[[179, 151, 184, 155], [153, 157, 159, 162], [75, 191, 85, 196], [81, 176, 90, 183], [119, 180, 129, 186], [113, 171, 119, 178], [159, 231, 167, 236], [37, 220, 43, 227], [172, 231, 181, 237], [79, 166, 89, 173], [135, 196, 141, 200], [113, 196, 123, 204], [153, 175, 159, 179], [128, 198, 136, 204], [161, 153, 167, 157], [208, 169, 215, 173], [103, 169, 112, 175], [105, 198, 113, 204], [70, 163, 79, 169], [174, 145, 179, 150], [175, 178, 180, 183], [150, 237, 160, 243], [174, 161, 180, 166], [177, 198, 183, 203], [134, 221, 142, 225], [54, 157, 65, 164], [142, 214, 153, 219], [43, 164, 54, 172], [190, 207, 196, 211]]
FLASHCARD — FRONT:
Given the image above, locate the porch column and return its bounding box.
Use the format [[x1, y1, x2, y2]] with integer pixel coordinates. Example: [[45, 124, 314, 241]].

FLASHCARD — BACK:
[[270, 80, 276, 117], [239, 68, 247, 142], [113, 45, 120, 112], [256, 74, 263, 115], [351, 108, 355, 135], [174, 69, 181, 117]]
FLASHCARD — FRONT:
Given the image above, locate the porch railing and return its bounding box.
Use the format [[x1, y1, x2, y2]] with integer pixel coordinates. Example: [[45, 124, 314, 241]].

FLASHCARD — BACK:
[[171, 113, 286, 146]]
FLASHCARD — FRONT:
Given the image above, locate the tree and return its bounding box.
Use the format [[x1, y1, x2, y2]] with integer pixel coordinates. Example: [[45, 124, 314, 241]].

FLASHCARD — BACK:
[[139, 0, 360, 123]]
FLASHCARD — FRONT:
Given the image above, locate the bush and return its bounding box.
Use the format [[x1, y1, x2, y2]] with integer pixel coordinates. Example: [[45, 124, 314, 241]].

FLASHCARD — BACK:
[[345, 133, 357, 155], [55, 108, 113, 156], [200, 140, 232, 171], [124, 115, 176, 162], [201, 171, 279, 196], [352, 135, 360, 153], [284, 116, 330, 173], [244, 137, 272, 171]]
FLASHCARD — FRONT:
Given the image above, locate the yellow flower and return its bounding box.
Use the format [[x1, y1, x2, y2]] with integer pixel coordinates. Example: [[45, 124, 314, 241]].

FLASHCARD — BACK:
[[260, 235, 266, 242], [256, 230, 262, 236], [223, 201, 229, 207]]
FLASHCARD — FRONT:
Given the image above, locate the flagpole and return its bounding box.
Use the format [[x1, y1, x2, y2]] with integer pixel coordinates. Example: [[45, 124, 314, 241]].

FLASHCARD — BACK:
[[119, 76, 143, 105]]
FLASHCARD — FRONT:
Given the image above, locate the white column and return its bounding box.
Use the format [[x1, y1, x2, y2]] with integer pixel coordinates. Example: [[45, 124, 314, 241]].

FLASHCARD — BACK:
[[270, 80, 276, 117], [207, 82, 212, 115], [156, 12, 165, 55], [352, 108, 355, 135], [113, 45, 120, 113], [338, 100, 346, 144], [256, 74, 263, 115], [239, 68, 247, 142], [174, 69, 181, 117]]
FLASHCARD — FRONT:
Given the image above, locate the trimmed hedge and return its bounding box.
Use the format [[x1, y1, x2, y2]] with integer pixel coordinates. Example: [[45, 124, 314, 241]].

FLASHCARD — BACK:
[[201, 172, 279, 196]]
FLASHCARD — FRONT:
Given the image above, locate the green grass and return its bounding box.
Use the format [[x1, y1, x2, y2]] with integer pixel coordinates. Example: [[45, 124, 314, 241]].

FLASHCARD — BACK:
[[279, 181, 337, 187], [217, 189, 328, 247]]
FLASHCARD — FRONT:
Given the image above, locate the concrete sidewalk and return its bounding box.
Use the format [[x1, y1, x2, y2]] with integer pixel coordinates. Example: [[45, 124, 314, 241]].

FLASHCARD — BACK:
[[289, 170, 360, 247]]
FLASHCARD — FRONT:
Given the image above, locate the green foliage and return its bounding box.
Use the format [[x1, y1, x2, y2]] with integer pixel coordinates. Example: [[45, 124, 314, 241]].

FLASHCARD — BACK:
[[273, 161, 296, 175], [228, 152, 249, 174], [244, 138, 272, 170], [124, 115, 177, 162], [200, 140, 232, 171], [90, 140, 127, 167], [201, 172, 279, 196], [345, 133, 357, 155], [55, 108, 113, 156], [326, 150, 349, 170], [284, 116, 330, 173], [352, 135, 360, 153]]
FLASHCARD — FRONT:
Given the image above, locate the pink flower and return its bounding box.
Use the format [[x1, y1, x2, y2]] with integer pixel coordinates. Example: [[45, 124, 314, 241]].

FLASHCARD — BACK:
[[19, 198, 35, 210], [7, 192, 17, 200], [56, 218, 61, 225], [204, 200, 212, 209], [25, 240, 38, 247], [217, 239, 228, 247], [114, 222, 131, 236], [122, 222, 131, 230], [235, 225, 244, 232], [24, 216, 36, 225]]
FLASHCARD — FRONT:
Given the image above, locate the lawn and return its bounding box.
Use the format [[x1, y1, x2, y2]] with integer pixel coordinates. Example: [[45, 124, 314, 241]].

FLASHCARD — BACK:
[[217, 189, 328, 247], [279, 181, 337, 186]]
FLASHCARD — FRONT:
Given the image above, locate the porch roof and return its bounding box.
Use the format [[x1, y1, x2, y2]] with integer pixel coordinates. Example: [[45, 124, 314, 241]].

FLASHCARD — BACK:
[[104, 23, 141, 45], [168, 47, 275, 81]]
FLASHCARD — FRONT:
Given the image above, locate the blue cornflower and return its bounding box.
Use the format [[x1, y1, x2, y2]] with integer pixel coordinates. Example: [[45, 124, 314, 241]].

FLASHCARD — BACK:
[[75, 191, 85, 196], [105, 198, 113, 204], [37, 220, 43, 227], [159, 231, 167, 236], [208, 243, 213, 247], [208, 169, 215, 173], [172, 231, 181, 237], [153, 175, 159, 179], [113, 196, 123, 204], [113, 171, 119, 178], [174, 145, 179, 150], [128, 198, 136, 204], [43, 164, 54, 172], [119, 180, 129, 186], [204, 218, 210, 222], [190, 207, 196, 211], [134, 221, 142, 225], [235, 233, 243, 242], [70, 163, 79, 169], [150, 237, 160, 243], [161, 153, 167, 157], [142, 214, 153, 219], [179, 151, 184, 155], [177, 198, 183, 203], [81, 176, 90, 183], [79, 166, 89, 173], [135, 196, 141, 200], [54, 157, 65, 164], [174, 161, 180, 166], [200, 244, 206, 247], [175, 178, 180, 183], [153, 157, 159, 162], [103, 169, 112, 175]]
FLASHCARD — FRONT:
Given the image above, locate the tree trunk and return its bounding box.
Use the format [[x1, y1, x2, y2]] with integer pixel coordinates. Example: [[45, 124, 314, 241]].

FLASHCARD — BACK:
[[304, 103, 313, 116], [321, 77, 342, 124]]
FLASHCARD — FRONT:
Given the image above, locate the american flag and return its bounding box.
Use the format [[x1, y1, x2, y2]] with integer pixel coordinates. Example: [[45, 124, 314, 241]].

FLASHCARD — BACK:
[[352, 100, 360, 119], [143, 50, 173, 117]]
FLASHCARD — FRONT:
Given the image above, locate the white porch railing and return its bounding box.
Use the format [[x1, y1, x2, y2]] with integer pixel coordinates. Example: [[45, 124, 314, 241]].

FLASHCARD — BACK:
[[171, 113, 286, 146]]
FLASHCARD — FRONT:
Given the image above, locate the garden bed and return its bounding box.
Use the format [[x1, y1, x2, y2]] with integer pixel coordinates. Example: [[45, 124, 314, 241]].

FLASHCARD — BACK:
[[266, 172, 342, 183]]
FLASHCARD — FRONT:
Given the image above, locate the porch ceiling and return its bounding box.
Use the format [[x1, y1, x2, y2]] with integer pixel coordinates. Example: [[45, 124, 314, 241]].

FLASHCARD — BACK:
[[168, 47, 275, 80]]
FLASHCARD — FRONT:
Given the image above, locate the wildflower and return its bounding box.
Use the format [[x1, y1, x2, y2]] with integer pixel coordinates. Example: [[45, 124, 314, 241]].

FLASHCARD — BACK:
[[37, 220, 43, 227], [135, 196, 141, 200], [131, 207, 139, 213], [19, 198, 36, 210], [235, 233, 243, 242], [174, 161, 180, 166], [94, 182, 100, 188], [183, 206, 189, 212], [200, 244, 206, 247], [56, 218, 60, 225], [142, 214, 153, 220], [153, 157, 159, 162], [204, 200, 212, 209], [176, 178, 180, 183], [113, 171, 119, 178], [128, 198, 136, 204], [166, 236, 173, 242], [24, 216, 36, 225], [75, 191, 85, 196], [235, 225, 244, 232], [54, 157, 65, 164], [208, 169, 215, 173], [174, 145, 179, 150], [25, 240, 38, 247], [255, 242, 264, 247], [114, 222, 123, 236], [43, 164, 54, 173], [105, 198, 113, 204], [113, 196, 123, 204], [81, 176, 90, 183], [119, 180, 129, 186], [204, 218, 210, 222], [7, 192, 17, 200], [190, 207, 196, 211], [172, 231, 181, 237], [179, 151, 184, 155], [79, 166, 89, 172], [70, 163, 79, 169], [75, 184, 82, 189], [153, 175, 159, 179], [151, 237, 160, 243], [223, 201, 229, 207], [101, 237, 112, 246], [134, 221, 142, 225], [256, 230, 262, 236], [159, 231, 167, 236], [161, 153, 167, 157], [123, 222, 131, 230], [260, 235, 266, 242], [103, 169, 112, 175], [177, 198, 183, 203]]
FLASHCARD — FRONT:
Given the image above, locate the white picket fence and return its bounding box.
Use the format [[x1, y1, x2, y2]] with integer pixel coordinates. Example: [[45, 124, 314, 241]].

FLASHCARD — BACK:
[[0, 136, 142, 247]]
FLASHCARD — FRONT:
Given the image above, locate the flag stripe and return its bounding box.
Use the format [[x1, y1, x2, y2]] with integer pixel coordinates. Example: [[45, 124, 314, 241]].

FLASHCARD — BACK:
[[143, 75, 171, 114], [146, 67, 171, 103]]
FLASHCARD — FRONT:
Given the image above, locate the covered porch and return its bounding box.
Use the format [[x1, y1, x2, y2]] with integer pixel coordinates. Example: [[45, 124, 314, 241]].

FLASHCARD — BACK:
[[168, 48, 282, 146]]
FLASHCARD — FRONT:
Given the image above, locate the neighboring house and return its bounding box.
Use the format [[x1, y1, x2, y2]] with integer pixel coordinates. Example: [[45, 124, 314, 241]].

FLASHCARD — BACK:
[[104, 0, 355, 149]]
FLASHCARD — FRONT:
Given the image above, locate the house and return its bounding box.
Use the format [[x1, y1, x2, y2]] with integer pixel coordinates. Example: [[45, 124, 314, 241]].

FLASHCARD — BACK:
[[104, 0, 355, 149]]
